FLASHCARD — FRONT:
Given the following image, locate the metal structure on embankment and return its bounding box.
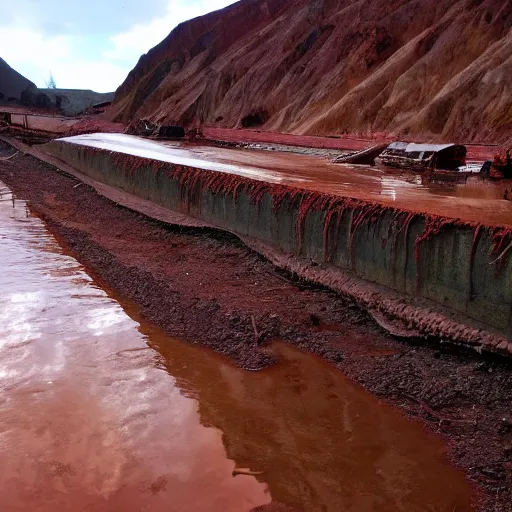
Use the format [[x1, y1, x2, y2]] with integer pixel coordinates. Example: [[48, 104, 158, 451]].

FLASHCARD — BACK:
[[0, 107, 80, 135], [43, 134, 512, 356]]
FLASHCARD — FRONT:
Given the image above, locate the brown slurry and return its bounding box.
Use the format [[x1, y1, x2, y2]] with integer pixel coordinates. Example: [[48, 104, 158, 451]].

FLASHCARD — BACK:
[[0, 149, 511, 511], [202, 127, 500, 161], [51, 136, 512, 228], [112, 0, 511, 144]]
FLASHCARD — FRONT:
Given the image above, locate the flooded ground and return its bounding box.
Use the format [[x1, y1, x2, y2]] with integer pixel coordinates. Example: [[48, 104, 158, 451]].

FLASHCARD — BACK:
[[0, 179, 476, 511], [0, 181, 269, 512], [201, 127, 497, 161], [60, 133, 512, 227]]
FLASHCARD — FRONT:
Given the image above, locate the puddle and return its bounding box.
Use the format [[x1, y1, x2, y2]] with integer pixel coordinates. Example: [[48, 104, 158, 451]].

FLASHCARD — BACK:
[[0, 180, 475, 511], [0, 181, 269, 512]]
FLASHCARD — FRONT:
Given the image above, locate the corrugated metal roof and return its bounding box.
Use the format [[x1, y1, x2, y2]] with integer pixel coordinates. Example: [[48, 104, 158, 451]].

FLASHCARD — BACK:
[[387, 142, 409, 151], [406, 143, 456, 152], [387, 141, 457, 152]]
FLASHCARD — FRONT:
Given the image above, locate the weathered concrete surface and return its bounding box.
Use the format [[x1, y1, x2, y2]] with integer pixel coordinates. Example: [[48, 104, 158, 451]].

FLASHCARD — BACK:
[[45, 133, 512, 226], [10, 112, 80, 133], [43, 138, 512, 354]]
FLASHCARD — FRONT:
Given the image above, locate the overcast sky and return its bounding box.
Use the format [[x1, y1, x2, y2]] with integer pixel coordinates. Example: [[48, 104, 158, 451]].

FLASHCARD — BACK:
[[0, 0, 237, 93]]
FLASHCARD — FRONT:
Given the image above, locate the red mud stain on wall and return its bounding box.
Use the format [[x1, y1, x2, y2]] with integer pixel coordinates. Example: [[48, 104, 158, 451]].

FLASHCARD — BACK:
[[59, 134, 512, 228]]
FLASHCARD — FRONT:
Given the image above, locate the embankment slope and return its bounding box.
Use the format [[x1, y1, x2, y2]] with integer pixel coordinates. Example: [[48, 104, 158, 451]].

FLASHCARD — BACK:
[[111, 0, 512, 144]]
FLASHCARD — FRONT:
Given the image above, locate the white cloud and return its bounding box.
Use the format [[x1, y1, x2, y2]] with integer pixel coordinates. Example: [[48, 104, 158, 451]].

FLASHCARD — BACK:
[[106, 0, 237, 64], [50, 61, 131, 93], [0, 21, 72, 82], [0, 0, 238, 93], [0, 19, 124, 92]]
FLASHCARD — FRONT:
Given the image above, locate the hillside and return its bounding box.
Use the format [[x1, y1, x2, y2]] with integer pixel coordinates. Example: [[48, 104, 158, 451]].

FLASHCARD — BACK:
[[0, 57, 36, 103], [112, 0, 511, 144], [0, 57, 114, 116], [35, 89, 114, 116]]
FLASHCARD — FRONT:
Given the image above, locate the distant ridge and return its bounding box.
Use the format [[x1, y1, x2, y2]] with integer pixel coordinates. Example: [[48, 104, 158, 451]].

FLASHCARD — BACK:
[[0, 57, 36, 103], [0, 57, 114, 116]]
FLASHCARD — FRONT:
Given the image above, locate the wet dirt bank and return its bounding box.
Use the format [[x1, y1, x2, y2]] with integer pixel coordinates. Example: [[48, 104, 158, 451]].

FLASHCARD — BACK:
[[0, 148, 511, 510]]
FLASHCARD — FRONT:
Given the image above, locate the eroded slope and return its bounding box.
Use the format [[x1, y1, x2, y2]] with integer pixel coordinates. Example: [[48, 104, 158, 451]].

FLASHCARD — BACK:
[[112, 0, 512, 143]]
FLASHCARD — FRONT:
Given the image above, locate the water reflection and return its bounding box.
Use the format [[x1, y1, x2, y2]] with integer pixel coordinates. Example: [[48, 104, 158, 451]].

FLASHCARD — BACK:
[[0, 182, 270, 512], [0, 180, 476, 511]]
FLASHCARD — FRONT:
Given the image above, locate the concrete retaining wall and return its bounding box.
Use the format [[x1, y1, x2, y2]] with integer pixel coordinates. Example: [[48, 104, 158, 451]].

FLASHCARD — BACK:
[[10, 113, 79, 133], [45, 140, 512, 343]]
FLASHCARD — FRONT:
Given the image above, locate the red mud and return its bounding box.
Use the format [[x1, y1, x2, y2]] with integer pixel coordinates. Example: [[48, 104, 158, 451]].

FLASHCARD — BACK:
[[63, 116, 124, 137], [0, 189, 270, 512], [203, 127, 498, 161], [55, 135, 512, 228], [54, 139, 512, 342], [111, 0, 511, 145], [203, 127, 390, 152], [0, 144, 511, 511]]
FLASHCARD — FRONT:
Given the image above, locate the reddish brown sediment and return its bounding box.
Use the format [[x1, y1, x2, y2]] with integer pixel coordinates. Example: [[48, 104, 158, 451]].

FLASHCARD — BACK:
[[38, 137, 512, 354], [110, 0, 512, 145], [49, 135, 512, 227], [62, 117, 123, 138], [202, 127, 500, 161], [491, 227, 512, 259], [56, 142, 512, 275], [0, 147, 511, 511]]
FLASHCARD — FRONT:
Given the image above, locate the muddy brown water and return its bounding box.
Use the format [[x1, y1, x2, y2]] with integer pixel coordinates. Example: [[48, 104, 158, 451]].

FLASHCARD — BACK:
[[0, 180, 476, 511]]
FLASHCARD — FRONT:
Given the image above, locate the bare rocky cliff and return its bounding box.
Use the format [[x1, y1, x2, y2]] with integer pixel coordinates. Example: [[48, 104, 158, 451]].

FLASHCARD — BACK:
[[112, 0, 512, 143]]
